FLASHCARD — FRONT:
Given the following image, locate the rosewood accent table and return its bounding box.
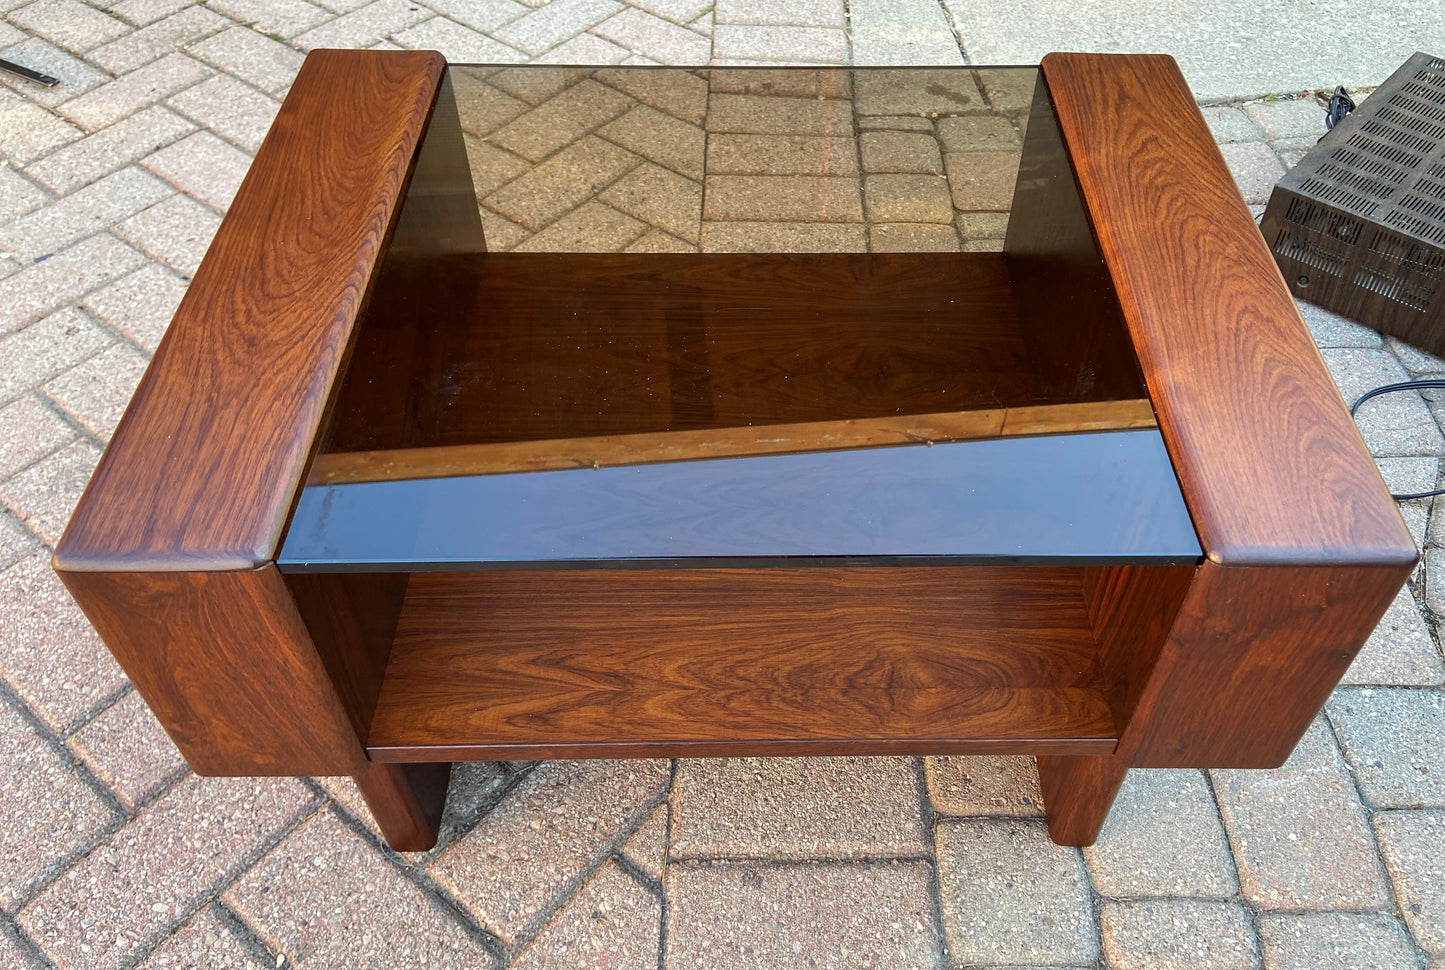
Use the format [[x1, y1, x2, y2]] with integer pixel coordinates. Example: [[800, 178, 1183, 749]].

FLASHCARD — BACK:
[[54, 52, 1417, 851]]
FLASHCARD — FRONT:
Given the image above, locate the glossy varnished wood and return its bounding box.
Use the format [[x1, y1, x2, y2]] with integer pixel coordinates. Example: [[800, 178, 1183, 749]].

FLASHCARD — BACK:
[[1081, 564, 1194, 731], [58, 566, 367, 775], [55, 50, 445, 572], [1040, 53, 1413, 568], [366, 567, 1118, 760], [320, 252, 1148, 456], [1118, 561, 1411, 766], [52, 50, 450, 779], [311, 399, 1157, 483], [1041, 54, 1416, 768], [1036, 754, 1128, 845], [353, 762, 452, 851]]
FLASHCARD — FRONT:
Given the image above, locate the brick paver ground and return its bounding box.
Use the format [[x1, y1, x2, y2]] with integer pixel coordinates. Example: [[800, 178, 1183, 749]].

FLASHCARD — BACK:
[[2, 4, 1443, 968]]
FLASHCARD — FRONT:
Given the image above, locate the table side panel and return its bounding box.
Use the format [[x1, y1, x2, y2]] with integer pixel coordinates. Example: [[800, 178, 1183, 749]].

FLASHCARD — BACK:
[[1039, 52, 1413, 568], [1121, 560, 1409, 766], [58, 565, 368, 775], [1040, 53, 1415, 766], [54, 49, 445, 572]]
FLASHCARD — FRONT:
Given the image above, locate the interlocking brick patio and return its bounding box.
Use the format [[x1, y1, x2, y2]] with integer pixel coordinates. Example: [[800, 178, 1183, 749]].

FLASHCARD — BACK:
[[1, 3, 1443, 967]]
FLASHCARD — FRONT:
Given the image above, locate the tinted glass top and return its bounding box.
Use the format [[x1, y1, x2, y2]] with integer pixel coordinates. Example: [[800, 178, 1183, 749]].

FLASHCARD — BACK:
[[448, 65, 1036, 253], [278, 66, 1201, 570]]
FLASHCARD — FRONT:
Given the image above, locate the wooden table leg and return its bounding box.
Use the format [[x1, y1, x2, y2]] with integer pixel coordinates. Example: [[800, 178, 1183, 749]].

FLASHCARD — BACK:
[[354, 762, 453, 851], [1037, 754, 1128, 846]]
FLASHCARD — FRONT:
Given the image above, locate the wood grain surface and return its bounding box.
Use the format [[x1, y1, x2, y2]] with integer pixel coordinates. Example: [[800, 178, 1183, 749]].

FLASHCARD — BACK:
[[55, 50, 445, 572], [1040, 53, 1414, 568], [365, 567, 1118, 759], [1042, 54, 1416, 769], [1117, 560, 1410, 766], [58, 565, 368, 775], [353, 761, 451, 851], [310, 399, 1157, 483], [1036, 754, 1129, 845]]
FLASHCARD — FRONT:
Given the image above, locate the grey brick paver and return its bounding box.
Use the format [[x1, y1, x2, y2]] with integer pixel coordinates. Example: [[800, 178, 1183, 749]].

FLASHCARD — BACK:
[[512, 863, 660, 969], [395, 16, 528, 61], [699, 219, 864, 251], [0, 163, 52, 226], [1323, 348, 1445, 457], [87, 6, 231, 75], [620, 804, 668, 880], [703, 174, 863, 221], [671, 757, 926, 859], [80, 260, 187, 351], [1342, 587, 1445, 687], [0, 91, 83, 164], [599, 103, 707, 178], [0, 166, 173, 260], [165, 75, 279, 153], [429, 759, 668, 944], [225, 811, 494, 969], [667, 861, 939, 968], [869, 221, 958, 250], [204, 0, 333, 40], [863, 173, 954, 222], [511, 199, 647, 250], [0, 305, 114, 401], [0, 437, 104, 544], [135, 907, 273, 969], [0, 38, 109, 108], [1213, 718, 1391, 911], [0, 395, 76, 478], [1329, 689, 1445, 808], [20, 775, 316, 969], [935, 818, 1097, 966], [1101, 900, 1260, 970], [42, 340, 151, 440], [58, 52, 214, 132], [108, 0, 194, 26], [493, 0, 625, 55], [1375, 811, 1445, 956], [186, 26, 305, 94], [0, 694, 118, 911], [7, 0, 130, 54], [68, 690, 186, 809], [593, 7, 711, 63], [711, 25, 847, 63], [113, 192, 222, 275], [417, 0, 532, 33], [0, 224, 146, 338], [142, 130, 251, 210], [24, 105, 196, 195], [925, 755, 1044, 816], [491, 77, 634, 161], [599, 161, 702, 240], [1217, 140, 1286, 204], [1086, 769, 1239, 898], [0, 548, 129, 733], [293, 0, 431, 50], [1259, 912, 1424, 970], [715, 0, 843, 26]]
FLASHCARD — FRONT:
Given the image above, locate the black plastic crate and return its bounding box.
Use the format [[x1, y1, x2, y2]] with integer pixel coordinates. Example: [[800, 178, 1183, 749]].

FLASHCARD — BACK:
[[1261, 52, 1445, 355]]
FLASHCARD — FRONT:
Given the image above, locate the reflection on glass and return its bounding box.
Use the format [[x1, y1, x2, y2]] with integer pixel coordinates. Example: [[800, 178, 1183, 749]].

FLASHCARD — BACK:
[[285, 66, 1200, 571]]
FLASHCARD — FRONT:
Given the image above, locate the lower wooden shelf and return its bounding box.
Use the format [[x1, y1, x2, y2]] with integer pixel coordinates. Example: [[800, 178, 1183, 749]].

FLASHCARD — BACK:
[[363, 566, 1119, 761]]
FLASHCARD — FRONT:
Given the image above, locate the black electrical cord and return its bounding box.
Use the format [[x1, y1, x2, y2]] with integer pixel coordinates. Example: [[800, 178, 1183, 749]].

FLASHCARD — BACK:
[[1352, 380, 1445, 499], [1326, 86, 1355, 130]]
